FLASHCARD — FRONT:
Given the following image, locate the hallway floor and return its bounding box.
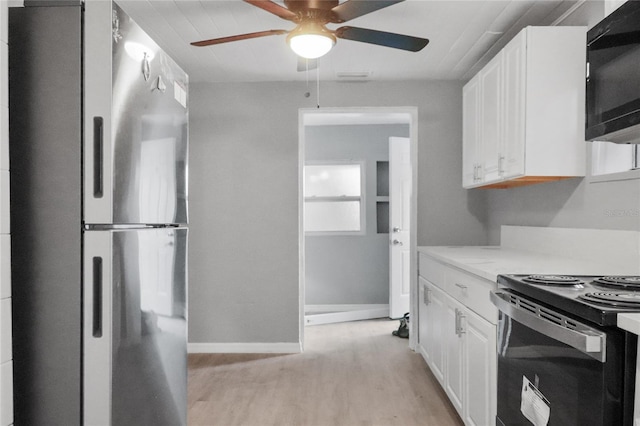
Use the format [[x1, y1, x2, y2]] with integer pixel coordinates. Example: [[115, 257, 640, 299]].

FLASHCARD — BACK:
[[187, 319, 463, 426]]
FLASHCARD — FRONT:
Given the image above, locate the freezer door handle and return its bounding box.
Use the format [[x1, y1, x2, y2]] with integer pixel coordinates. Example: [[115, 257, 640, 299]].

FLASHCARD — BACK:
[[93, 117, 104, 198], [92, 256, 103, 337]]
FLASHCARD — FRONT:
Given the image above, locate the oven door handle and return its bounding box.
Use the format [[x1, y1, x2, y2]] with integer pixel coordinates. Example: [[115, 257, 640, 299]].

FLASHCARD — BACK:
[[490, 291, 607, 362]]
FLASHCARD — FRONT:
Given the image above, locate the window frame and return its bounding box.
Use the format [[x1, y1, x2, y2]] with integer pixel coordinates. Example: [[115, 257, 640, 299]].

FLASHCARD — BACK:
[[303, 160, 367, 236]]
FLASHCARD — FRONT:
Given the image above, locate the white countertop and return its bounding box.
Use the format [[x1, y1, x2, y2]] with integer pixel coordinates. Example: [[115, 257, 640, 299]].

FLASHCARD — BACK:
[[618, 314, 640, 335], [419, 226, 640, 332], [418, 243, 640, 333], [419, 228, 640, 424], [418, 245, 639, 282]]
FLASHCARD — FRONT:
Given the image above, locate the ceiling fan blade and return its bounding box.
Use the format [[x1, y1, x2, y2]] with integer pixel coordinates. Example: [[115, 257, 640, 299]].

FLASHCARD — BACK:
[[244, 0, 297, 21], [335, 26, 429, 52], [330, 0, 404, 23], [191, 30, 288, 47], [297, 57, 318, 72]]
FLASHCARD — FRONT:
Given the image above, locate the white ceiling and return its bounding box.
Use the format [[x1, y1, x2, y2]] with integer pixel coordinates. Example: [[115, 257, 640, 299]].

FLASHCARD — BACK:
[[117, 0, 581, 84]]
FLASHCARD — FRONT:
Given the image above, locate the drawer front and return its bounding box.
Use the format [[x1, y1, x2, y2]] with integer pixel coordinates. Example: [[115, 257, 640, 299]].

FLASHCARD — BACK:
[[446, 267, 497, 324], [418, 253, 445, 289]]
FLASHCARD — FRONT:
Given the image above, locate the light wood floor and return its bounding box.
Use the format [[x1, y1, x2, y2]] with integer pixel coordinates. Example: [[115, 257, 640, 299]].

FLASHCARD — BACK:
[[188, 319, 464, 426]]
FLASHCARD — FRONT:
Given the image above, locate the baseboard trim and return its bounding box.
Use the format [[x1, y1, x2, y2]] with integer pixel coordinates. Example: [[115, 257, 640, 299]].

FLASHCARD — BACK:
[[304, 304, 389, 326], [188, 342, 302, 354], [305, 304, 389, 313]]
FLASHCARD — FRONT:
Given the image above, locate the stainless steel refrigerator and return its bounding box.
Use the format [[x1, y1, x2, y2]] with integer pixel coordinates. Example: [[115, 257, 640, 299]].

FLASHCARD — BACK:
[[9, 1, 188, 425]]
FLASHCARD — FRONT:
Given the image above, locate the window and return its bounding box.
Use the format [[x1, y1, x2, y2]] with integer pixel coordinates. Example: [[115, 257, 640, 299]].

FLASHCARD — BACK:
[[304, 163, 364, 233]]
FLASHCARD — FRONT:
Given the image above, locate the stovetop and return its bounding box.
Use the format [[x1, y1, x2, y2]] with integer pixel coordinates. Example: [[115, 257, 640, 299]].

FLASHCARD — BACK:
[[497, 274, 640, 326]]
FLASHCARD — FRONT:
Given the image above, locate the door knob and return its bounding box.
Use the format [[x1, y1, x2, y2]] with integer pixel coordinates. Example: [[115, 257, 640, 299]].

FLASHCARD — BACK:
[[393, 227, 402, 233], [392, 239, 403, 246]]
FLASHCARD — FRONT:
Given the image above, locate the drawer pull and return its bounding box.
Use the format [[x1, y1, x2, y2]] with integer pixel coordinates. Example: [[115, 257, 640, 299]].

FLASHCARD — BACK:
[[455, 283, 468, 290]]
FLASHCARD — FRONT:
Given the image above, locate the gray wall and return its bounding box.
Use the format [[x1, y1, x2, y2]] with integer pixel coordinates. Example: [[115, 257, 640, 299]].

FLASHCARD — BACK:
[[188, 80, 486, 344], [485, 177, 640, 244], [304, 124, 409, 305], [185, 0, 639, 346], [484, 0, 640, 244]]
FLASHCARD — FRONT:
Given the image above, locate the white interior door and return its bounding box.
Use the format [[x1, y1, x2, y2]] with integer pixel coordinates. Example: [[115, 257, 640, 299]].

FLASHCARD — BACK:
[[389, 137, 411, 319]]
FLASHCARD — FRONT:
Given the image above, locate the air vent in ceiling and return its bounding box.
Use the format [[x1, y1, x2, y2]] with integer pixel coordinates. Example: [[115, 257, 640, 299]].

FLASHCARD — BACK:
[[336, 71, 372, 82]]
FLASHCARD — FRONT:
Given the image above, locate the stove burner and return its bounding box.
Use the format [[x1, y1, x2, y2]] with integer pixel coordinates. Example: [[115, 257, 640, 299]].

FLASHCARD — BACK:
[[593, 276, 640, 290], [580, 291, 640, 308], [522, 275, 585, 287]]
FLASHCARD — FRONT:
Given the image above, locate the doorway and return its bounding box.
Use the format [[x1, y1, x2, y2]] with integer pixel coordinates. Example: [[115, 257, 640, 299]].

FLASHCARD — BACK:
[[298, 107, 418, 351]]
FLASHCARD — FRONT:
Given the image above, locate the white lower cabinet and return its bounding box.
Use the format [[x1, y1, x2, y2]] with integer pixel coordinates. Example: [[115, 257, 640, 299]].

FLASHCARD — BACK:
[[444, 295, 465, 415], [419, 278, 445, 383], [463, 305, 497, 426], [418, 256, 497, 426]]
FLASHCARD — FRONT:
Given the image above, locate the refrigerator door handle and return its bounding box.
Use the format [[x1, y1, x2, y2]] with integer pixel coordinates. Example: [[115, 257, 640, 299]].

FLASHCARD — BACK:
[[93, 117, 104, 198], [92, 256, 103, 337]]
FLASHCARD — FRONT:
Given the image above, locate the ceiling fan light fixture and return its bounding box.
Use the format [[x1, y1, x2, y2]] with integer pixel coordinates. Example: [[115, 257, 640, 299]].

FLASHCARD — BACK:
[[287, 22, 336, 59]]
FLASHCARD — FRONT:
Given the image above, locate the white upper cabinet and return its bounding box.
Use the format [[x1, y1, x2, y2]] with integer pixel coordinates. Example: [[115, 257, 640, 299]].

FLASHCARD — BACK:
[[502, 31, 526, 180], [479, 51, 503, 184], [462, 75, 480, 187], [462, 26, 587, 189]]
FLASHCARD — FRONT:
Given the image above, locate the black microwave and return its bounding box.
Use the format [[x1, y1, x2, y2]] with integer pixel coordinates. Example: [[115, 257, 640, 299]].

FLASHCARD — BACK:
[[586, 0, 640, 144]]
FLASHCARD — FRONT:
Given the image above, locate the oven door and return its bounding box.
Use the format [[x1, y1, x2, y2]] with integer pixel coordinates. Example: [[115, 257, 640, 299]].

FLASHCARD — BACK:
[[491, 290, 633, 426]]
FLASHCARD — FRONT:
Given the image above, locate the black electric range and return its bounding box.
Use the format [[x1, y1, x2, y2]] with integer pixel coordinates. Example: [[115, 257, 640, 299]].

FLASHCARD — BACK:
[[494, 274, 640, 426], [497, 274, 640, 326]]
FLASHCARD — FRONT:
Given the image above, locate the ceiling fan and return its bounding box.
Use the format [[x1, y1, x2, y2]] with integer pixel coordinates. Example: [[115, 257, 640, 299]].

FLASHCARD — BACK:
[[190, 0, 430, 62]]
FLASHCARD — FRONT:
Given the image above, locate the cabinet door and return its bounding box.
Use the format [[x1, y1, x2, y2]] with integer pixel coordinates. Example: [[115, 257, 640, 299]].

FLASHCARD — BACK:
[[479, 51, 503, 184], [444, 296, 465, 416], [462, 75, 480, 188], [418, 279, 429, 359], [463, 309, 497, 426], [428, 283, 447, 384], [502, 30, 526, 179], [418, 279, 446, 385]]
